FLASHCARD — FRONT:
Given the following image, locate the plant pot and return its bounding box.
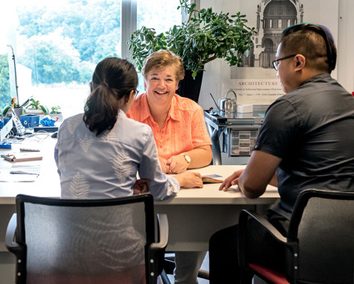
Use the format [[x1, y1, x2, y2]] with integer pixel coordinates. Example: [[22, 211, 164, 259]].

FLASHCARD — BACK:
[[13, 107, 23, 117], [24, 109, 45, 115], [50, 113, 63, 123], [177, 70, 204, 103]]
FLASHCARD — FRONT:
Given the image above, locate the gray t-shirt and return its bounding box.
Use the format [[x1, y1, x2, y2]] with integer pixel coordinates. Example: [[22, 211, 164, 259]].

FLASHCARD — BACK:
[[55, 110, 179, 200], [255, 73, 354, 218]]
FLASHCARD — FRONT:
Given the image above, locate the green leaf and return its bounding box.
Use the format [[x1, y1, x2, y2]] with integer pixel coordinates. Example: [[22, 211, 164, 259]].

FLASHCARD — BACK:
[[129, 0, 255, 75]]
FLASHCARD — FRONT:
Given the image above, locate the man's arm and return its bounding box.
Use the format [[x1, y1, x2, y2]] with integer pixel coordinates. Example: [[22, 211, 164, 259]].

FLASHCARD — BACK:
[[238, 150, 281, 198]]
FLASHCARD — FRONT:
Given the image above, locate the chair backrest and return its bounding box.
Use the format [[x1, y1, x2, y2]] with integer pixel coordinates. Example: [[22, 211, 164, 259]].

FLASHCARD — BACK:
[[11, 193, 156, 284], [287, 189, 354, 284]]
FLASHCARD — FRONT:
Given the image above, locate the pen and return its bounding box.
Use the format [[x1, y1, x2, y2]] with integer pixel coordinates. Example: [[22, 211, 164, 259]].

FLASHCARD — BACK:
[[10, 171, 39, 175]]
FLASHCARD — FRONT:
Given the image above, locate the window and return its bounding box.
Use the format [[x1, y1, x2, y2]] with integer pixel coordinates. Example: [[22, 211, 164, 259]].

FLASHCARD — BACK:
[[135, 0, 182, 92], [137, 0, 181, 32], [0, 0, 181, 118]]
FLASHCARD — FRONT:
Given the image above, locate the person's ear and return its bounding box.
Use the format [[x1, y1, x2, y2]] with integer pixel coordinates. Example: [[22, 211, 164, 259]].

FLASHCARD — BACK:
[[294, 54, 306, 70], [125, 90, 135, 103], [129, 89, 135, 98]]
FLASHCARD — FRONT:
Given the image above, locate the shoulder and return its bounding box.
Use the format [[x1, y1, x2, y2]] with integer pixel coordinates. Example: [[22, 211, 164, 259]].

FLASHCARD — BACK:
[[118, 111, 152, 136], [127, 93, 149, 120], [265, 96, 299, 127], [62, 113, 83, 124], [59, 113, 84, 132], [173, 95, 203, 112]]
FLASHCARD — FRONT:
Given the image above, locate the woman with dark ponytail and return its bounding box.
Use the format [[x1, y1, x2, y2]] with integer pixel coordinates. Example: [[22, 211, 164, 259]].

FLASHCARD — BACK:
[[84, 57, 138, 136], [55, 57, 203, 201]]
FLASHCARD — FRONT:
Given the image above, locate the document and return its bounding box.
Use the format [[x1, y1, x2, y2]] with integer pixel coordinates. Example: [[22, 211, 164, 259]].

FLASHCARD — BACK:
[[0, 173, 38, 182], [202, 174, 223, 184]]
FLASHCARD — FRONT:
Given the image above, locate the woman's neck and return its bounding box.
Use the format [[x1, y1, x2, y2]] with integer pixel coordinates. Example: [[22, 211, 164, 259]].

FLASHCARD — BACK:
[[147, 98, 171, 127]]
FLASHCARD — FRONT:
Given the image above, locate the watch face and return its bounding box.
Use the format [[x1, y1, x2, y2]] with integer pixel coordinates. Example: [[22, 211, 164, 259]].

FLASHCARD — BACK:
[[184, 154, 191, 163]]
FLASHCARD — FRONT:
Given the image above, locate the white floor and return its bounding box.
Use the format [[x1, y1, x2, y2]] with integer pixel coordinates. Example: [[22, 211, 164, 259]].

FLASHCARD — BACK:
[[166, 253, 209, 284]]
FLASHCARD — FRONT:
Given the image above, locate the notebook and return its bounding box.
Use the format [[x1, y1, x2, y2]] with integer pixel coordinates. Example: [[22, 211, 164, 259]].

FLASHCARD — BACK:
[[202, 174, 223, 184]]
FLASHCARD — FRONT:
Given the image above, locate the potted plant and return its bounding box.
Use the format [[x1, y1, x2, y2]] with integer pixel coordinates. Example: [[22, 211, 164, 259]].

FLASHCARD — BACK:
[[21, 97, 49, 115], [129, 0, 255, 102], [2, 97, 23, 117], [49, 105, 63, 122]]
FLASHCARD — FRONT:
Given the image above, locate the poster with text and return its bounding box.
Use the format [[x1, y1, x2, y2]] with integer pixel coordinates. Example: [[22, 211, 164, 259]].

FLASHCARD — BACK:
[[231, 0, 339, 106]]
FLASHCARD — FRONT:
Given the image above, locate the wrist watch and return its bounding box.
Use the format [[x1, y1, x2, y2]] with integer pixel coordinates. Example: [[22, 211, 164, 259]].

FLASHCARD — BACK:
[[183, 154, 192, 164]]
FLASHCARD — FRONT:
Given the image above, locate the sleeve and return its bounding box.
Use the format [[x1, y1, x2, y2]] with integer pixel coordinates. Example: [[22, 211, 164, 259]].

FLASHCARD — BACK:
[[191, 105, 212, 147], [54, 142, 59, 172], [54, 124, 63, 176], [138, 127, 180, 200], [254, 98, 302, 158]]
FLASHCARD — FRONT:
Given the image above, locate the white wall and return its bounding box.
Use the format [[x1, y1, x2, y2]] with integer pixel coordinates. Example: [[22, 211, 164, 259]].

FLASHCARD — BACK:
[[337, 0, 354, 95], [198, 0, 354, 109]]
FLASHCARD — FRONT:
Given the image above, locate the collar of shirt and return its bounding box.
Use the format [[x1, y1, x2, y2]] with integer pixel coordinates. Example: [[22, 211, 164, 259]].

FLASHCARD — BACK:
[[139, 93, 183, 124]]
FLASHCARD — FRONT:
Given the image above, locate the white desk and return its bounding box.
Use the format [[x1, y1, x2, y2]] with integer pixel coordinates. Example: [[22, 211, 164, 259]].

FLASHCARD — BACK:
[[0, 137, 279, 282], [155, 165, 279, 251], [0, 140, 279, 252]]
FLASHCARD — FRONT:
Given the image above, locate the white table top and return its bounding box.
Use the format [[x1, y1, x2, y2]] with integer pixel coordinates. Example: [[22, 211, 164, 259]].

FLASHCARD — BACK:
[[0, 134, 61, 204], [0, 135, 279, 205], [156, 165, 279, 205]]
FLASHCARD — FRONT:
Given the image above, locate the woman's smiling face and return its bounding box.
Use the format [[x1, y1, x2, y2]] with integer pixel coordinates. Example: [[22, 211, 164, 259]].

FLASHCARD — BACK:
[[144, 65, 179, 103]]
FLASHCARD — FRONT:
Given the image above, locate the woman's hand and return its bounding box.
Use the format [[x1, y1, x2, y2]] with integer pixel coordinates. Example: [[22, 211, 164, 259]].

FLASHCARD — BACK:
[[219, 169, 244, 191], [165, 155, 189, 174], [175, 172, 203, 188], [159, 157, 168, 173]]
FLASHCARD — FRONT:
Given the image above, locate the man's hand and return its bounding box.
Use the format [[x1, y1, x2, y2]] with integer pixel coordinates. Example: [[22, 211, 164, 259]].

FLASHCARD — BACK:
[[133, 179, 149, 195], [219, 169, 244, 191]]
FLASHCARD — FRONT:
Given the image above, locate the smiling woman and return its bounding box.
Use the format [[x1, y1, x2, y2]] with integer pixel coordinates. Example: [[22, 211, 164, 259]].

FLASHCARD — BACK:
[[127, 49, 212, 284]]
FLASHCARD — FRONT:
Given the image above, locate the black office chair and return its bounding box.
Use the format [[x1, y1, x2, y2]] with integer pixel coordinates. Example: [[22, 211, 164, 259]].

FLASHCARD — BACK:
[[6, 193, 168, 284], [239, 188, 354, 284]]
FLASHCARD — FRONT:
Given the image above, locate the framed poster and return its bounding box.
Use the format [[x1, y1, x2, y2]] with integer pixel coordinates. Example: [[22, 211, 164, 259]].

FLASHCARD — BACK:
[[230, 0, 339, 105]]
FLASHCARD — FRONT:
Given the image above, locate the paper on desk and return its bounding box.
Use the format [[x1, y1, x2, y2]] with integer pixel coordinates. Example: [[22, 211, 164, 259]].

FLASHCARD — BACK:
[[202, 174, 223, 184], [0, 173, 38, 182], [10, 164, 41, 175], [0, 164, 40, 182]]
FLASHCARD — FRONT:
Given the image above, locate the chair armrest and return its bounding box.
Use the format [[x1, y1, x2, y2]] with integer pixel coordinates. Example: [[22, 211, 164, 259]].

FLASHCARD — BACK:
[[239, 209, 287, 243], [147, 213, 169, 283], [151, 213, 168, 250], [5, 214, 19, 254], [238, 209, 288, 270]]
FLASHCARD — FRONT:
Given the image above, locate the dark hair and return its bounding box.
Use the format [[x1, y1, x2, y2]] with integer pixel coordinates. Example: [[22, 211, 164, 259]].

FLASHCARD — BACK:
[[142, 50, 185, 81], [280, 23, 337, 73], [83, 57, 138, 136]]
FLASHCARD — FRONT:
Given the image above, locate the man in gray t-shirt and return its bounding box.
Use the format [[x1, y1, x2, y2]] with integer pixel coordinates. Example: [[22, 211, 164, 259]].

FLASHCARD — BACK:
[[209, 23, 354, 284]]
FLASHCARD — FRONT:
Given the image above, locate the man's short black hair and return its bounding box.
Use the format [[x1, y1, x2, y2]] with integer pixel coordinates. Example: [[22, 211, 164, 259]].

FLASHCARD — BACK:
[[280, 23, 337, 73]]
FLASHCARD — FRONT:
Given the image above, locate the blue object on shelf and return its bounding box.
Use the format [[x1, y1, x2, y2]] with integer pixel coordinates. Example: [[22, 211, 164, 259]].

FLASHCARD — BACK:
[[0, 141, 12, 149], [40, 116, 56, 127], [20, 115, 40, 128]]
